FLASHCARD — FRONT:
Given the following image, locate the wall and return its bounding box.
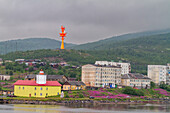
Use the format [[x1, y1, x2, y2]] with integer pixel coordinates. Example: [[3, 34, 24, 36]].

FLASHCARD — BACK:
[[14, 85, 61, 97]]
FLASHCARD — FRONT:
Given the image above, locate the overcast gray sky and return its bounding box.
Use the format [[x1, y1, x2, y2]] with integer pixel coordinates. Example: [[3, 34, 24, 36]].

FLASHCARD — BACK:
[[0, 0, 170, 44]]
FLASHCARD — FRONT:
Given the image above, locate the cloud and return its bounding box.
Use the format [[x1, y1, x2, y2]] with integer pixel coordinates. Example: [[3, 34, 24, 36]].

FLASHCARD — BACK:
[[0, 0, 170, 44]]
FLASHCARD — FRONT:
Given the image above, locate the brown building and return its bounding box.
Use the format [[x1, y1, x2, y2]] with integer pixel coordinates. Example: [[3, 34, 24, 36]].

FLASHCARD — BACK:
[[67, 77, 77, 81], [121, 73, 151, 89], [63, 81, 86, 90], [82, 64, 121, 88]]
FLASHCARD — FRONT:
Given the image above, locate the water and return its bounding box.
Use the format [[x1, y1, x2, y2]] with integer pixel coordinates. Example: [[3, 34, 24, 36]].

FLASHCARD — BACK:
[[0, 104, 170, 113]]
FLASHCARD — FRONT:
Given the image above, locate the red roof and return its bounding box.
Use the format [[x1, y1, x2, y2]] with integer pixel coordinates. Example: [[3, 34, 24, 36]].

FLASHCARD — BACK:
[[13, 80, 62, 86]]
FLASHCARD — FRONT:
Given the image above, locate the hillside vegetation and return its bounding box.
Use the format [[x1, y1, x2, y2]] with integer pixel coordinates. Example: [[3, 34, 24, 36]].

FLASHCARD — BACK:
[[0, 32, 169, 75], [69, 28, 170, 50], [0, 38, 75, 54]]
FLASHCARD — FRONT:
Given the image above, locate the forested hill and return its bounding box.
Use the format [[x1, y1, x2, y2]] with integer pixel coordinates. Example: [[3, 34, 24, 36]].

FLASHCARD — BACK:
[[69, 28, 170, 50], [0, 38, 76, 54], [0, 31, 170, 74]]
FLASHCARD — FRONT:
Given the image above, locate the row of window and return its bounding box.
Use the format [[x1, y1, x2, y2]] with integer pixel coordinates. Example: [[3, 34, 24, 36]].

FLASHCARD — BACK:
[[34, 92, 59, 96], [130, 83, 149, 86], [96, 79, 121, 82], [130, 80, 150, 82], [96, 75, 121, 78], [19, 87, 49, 90], [96, 68, 121, 71], [64, 87, 83, 90], [96, 72, 121, 75]]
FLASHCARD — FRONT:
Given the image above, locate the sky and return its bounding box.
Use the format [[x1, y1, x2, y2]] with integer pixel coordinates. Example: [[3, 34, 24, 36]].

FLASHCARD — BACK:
[[0, 0, 170, 44]]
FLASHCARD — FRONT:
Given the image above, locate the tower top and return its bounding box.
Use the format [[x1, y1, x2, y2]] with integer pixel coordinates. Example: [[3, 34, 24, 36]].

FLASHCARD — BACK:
[[39, 69, 44, 75], [36, 69, 46, 84], [59, 26, 67, 49]]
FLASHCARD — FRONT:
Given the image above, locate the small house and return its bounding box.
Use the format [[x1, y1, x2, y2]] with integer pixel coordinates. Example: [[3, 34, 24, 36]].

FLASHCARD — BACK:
[[63, 81, 86, 90]]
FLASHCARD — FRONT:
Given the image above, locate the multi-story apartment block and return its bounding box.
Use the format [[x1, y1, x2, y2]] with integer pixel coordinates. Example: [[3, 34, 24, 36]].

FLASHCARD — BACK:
[[95, 61, 131, 74], [166, 64, 170, 85], [82, 64, 121, 87], [148, 64, 170, 85], [121, 73, 151, 89]]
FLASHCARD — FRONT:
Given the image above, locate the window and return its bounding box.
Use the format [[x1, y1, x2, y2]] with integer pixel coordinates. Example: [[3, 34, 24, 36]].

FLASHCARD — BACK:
[[35, 93, 36, 96], [35, 87, 36, 90], [40, 93, 42, 96], [40, 87, 43, 90], [58, 92, 59, 95], [46, 93, 48, 96], [23, 87, 24, 90], [19, 87, 20, 89], [46, 88, 48, 90]]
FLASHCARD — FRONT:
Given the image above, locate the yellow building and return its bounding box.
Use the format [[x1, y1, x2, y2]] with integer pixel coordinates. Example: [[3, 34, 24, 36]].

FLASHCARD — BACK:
[[63, 81, 86, 90], [14, 70, 61, 97]]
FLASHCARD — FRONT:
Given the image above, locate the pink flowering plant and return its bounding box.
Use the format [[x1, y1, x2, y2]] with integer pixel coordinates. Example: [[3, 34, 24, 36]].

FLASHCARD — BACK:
[[154, 89, 170, 96]]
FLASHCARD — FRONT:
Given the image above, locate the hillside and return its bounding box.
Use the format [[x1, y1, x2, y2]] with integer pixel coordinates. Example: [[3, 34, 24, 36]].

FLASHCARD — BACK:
[[0, 32, 170, 75], [86, 33, 170, 73], [0, 38, 76, 54], [69, 28, 170, 50]]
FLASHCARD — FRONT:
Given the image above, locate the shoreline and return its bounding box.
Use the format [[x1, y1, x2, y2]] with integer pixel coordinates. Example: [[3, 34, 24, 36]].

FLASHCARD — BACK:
[[1, 98, 170, 105]]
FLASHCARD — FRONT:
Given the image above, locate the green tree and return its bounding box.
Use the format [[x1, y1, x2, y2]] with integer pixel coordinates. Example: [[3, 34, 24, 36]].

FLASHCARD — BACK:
[[150, 81, 156, 89], [10, 76, 14, 81], [79, 93, 84, 98], [29, 66, 34, 72], [9, 71, 13, 75], [123, 86, 144, 96], [6, 71, 9, 75]]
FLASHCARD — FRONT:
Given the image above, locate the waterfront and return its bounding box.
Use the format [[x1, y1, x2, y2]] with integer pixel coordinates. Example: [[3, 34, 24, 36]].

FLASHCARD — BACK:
[[0, 104, 170, 113]]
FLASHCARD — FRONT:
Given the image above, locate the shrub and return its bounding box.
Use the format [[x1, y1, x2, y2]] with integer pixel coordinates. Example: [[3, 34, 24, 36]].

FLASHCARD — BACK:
[[150, 81, 156, 89], [123, 86, 144, 96], [79, 94, 84, 98], [65, 94, 69, 98]]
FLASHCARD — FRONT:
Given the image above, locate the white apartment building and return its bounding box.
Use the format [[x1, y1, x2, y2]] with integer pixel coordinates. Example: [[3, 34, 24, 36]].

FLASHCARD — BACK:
[[148, 64, 170, 85], [82, 64, 121, 88], [121, 73, 151, 89], [95, 61, 131, 74], [166, 64, 170, 85]]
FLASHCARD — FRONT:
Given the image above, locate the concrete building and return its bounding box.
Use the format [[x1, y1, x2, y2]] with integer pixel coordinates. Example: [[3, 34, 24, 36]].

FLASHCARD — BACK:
[[82, 64, 121, 88], [0, 75, 11, 80], [166, 64, 170, 85], [121, 73, 151, 89], [148, 64, 170, 85], [95, 61, 131, 74]]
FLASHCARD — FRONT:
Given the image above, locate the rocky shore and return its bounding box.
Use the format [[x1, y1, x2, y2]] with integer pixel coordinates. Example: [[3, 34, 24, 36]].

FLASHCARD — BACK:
[[1, 98, 170, 105]]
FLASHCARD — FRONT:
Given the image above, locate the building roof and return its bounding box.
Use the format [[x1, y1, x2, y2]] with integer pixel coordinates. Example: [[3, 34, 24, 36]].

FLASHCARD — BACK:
[[68, 77, 76, 81], [47, 75, 66, 80], [84, 64, 121, 68], [25, 75, 66, 80], [14, 80, 62, 86], [122, 73, 151, 79], [94, 64, 121, 68], [25, 74, 36, 79], [64, 81, 85, 86]]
